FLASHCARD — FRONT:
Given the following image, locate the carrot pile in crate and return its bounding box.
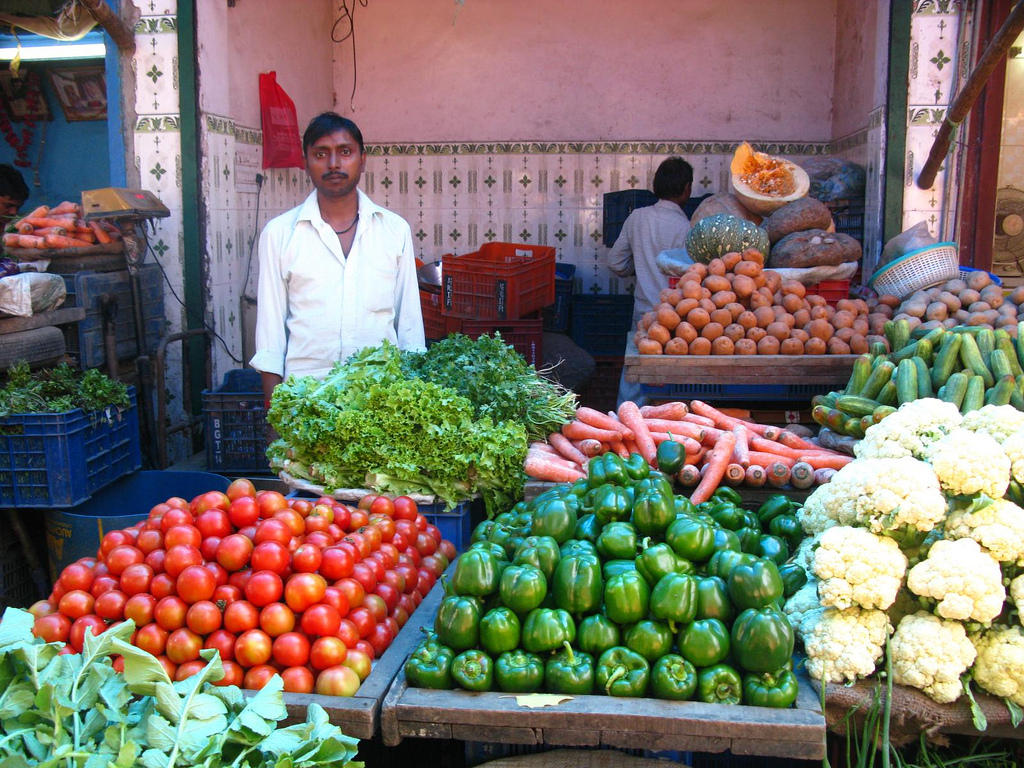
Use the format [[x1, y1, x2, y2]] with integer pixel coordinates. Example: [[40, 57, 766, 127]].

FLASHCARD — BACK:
[[1, 201, 121, 250], [525, 400, 851, 498]]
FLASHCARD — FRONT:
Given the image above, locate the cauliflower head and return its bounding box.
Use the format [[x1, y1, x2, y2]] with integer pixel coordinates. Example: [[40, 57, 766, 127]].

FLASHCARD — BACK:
[[783, 576, 823, 637], [855, 399, 962, 461], [926, 429, 1010, 499], [812, 526, 907, 610], [887, 587, 923, 630], [971, 624, 1024, 706], [961, 404, 1024, 446], [1010, 574, 1024, 615], [1002, 429, 1024, 484], [798, 457, 946, 537], [802, 606, 891, 683], [906, 538, 1006, 623], [945, 497, 1024, 565], [891, 611, 976, 703], [793, 533, 822, 574]]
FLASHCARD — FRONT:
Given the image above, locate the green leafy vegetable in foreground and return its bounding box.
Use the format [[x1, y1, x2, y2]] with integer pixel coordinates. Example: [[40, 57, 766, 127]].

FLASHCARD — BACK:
[[0, 606, 363, 768], [268, 340, 532, 515], [0, 362, 130, 419]]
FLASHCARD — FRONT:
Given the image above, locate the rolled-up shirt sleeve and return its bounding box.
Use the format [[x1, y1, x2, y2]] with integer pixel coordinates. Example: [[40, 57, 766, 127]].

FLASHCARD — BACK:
[[249, 225, 288, 377], [394, 223, 426, 353], [607, 221, 635, 277]]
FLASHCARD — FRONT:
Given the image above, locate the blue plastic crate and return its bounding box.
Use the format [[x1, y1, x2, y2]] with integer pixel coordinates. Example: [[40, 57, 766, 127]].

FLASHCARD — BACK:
[[640, 382, 825, 402], [417, 499, 473, 552], [203, 369, 270, 474], [58, 266, 165, 370], [602, 189, 657, 247], [0, 388, 142, 508], [542, 263, 576, 333], [570, 294, 635, 356]]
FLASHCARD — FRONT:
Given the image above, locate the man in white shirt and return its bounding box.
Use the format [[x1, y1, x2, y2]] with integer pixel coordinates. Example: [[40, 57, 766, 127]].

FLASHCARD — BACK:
[[607, 157, 693, 405], [250, 113, 425, 406]]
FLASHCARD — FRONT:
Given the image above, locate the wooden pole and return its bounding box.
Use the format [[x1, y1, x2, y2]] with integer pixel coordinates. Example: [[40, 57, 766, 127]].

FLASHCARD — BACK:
[[78, 0, 136, 53], [917, 1, 1024, 189]]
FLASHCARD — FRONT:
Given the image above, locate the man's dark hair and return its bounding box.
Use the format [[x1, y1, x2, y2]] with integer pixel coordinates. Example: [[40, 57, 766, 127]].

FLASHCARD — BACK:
[[0, 164, 29, 202], [302, 112, 364, 156], [652, 157, 693, 200]]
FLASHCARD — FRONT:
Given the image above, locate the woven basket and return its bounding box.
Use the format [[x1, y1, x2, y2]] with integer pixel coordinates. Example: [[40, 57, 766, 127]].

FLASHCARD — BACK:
[[959, 266, 1003, 287], [869, 242, 959, 297]]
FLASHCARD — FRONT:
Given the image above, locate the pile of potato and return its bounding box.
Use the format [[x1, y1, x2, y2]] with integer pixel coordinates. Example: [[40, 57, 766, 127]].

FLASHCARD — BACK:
[[635, 249, 872, 356], [867, 270, 1024, 338]]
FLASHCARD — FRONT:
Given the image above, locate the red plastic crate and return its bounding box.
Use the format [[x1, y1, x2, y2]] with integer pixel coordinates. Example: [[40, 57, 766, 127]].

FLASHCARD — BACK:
[[460, 317, 543, 367], [442, 242, 556, 320], [805, 280, 851, 307], [421, 290, 463, 340]]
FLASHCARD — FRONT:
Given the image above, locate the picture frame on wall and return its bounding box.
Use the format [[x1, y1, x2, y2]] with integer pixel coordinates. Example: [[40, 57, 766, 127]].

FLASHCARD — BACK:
[[0, 69, 50, 122], [48, 66, 107, 122]]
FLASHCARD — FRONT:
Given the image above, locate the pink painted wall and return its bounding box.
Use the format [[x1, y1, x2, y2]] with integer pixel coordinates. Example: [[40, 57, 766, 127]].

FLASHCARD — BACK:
[[831, 0, 885, 140], [333, 0, 839, 143], [223, 0, 335, 130]]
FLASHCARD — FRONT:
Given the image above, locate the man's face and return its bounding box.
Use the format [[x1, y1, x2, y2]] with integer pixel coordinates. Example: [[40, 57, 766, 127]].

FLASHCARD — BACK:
[[0, 195, 23, 226], [306, 130, 365, 199]]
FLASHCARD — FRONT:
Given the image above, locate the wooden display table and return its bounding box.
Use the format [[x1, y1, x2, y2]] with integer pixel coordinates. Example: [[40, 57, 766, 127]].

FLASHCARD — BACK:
[[623, 335, 858, 387], [381, 666, 825, 759]]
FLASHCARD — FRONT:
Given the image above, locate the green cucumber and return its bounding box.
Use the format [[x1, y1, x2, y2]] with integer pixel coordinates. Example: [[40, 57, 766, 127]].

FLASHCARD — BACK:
[[876, 380, 898, 407], [940, 372, 969, 408], [869, 341, 889, 359], [931, 333, 963, 390], [885, 319, 911, 353], [959, 333, 995, 388], [811, 392, 839, 409], [860, 361, 895, 400], [996, 336, 1024, 378], [845, 355, 873, 396], [891, 339, 921, 364], [991, 348, 1014, 380], [872, 405, 897, 423], [844, 416, 867, 439], [962, 375, 986, 414], [1016, 323, 1024, 372], [978, 329, 996, 368], [912, 357, 933, 399], [896, 359, 918, 405], [836, 395, 883, 418], [986, 374, 1016, 407]]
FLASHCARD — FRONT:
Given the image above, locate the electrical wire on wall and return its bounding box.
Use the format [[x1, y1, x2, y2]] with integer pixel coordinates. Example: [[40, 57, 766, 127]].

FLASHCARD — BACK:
[[332, 0, 368, 112], [241, 172, 265, 303]]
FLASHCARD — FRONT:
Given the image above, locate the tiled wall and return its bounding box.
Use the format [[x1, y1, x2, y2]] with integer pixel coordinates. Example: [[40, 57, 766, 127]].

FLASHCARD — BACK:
[[130, 0, 191, 464], [903, 0, 975, 242]]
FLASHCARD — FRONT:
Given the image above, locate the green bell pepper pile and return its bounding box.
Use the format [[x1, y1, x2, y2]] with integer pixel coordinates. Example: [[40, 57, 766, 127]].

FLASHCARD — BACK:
[[412, 469, 805, 706]]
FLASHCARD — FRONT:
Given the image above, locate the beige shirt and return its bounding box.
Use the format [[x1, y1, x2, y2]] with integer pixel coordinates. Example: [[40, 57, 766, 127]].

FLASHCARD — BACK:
[[607, 199, 691, 321], [250, 188, 425, 379]]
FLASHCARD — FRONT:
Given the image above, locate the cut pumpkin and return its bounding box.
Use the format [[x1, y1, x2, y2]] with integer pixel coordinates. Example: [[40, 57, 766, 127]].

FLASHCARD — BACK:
[[730, 142, 810, 216]]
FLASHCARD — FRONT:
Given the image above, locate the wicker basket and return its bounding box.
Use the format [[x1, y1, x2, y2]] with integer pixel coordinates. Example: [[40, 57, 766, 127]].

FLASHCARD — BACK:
[[869, 242, 959, 297]]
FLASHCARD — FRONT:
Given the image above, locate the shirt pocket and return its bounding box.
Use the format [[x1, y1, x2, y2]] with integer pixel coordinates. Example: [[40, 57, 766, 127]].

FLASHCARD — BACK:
[[362, 253, 400, 312]]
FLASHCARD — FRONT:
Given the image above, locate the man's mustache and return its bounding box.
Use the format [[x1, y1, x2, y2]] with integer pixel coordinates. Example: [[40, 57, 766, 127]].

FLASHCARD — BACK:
[[323, 172, 348, 180]]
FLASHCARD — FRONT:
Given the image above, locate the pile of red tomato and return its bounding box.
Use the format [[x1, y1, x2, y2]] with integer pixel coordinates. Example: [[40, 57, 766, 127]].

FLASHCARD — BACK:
[[29, 479, 456, 697]]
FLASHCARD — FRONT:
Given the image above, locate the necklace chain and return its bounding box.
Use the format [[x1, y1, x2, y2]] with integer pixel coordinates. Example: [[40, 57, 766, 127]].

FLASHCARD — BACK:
[[334, 214, 358, 235]]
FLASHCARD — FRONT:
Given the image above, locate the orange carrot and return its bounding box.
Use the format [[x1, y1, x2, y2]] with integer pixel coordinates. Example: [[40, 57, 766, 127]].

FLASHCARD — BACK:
[[777, 429, 822, 452], [29, 226, 68, 237], [731, 425, 750, 467], [623, 438, 640, 456], [524, 454, 586, 483], [608, 439, 630, 459], [790, 462, 815, 489], [576, 406, 633, 438], [618, 400, 657, 466], [766, 462, 792, 488], [690, 430, 736, 505], [648, 431, 702, 455], [43, 233, 93, 249], [684, 413, 717, 427], [562, 420, 627, 443], [746, 451, 796, 469], [527, 448, 579, 469], [723, 463, 745, 486], [2, 233, 20, 247], [744, 465, 766, 487], [678, 465, 702, 487], [17, 235, 45, 249], [20, 205, 49, 220], [577, 439, 603, 458], [72, 231, 96, 243], [797, 453, 853, 470], [100, 222, 122, 240], [531, 441, 559, 454], [24, 216, 77, 230], [88, 221, 113, 244], [815, 468, 837, 485], [642, 419, 707, 442], [549, 432, 587, 466], [14, 220, 34, 234], [749, 436, 841, 460], [718, 407, 752, 419], [49, 201, 79, 216], [640, 402, 688, 420]]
